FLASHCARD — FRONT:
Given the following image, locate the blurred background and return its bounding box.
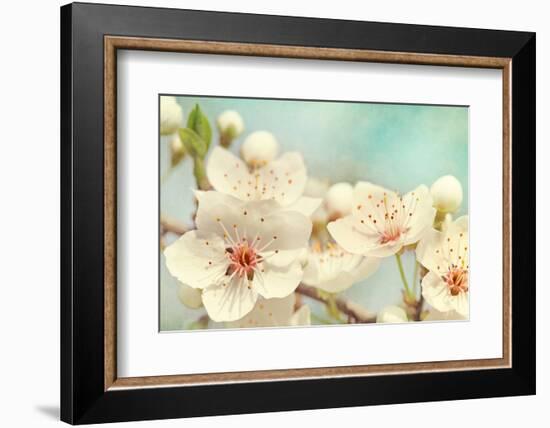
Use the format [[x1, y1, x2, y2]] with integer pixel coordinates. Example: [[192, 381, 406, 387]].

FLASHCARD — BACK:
[[160, 95, 468, 331]]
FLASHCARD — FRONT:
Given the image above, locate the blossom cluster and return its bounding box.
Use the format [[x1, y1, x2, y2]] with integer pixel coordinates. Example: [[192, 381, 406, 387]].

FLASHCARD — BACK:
[[161, 98, 469, 328]]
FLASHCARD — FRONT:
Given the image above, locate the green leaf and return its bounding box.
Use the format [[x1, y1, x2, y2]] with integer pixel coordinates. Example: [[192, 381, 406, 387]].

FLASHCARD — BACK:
[[186, 104, 212, 149], [178, 128, 208, 158]]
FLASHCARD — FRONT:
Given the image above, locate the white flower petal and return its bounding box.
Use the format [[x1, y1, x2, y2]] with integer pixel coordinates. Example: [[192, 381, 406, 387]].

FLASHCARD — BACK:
[[315, 271, 356, 293], [257, 152, 307, 206], [302, 256, 321, 286], [285, 196, 323, 216], [401, 185, 436, 244], [177, 283, 203, 309], [352, 182, 398, 216], [416, 216, 469, 274], [424, 308, 467, 321], [163, 230, 227, 289], [206, 147, 307, 206], [327, 216, 398, 256], [453, 215, 469, 233], [261, 248, 304, 267], [194, 190, 245, 237], [421, 271, 454, 313], [302, 247, 380, 293], [415, 228, 446, 274], [196, 191, 311, 253], [353, 256, 381, 281], [226, 294, 295, 328], [202, 276, 258, 322], [364, 240, 405, 257], [254, 260, 303, 299], [325, 256, 379, 293], [327, 216, 370, 254], [206, 147, 251, 200], [376, 306, 408, 323], [251, 210, 312, 254], [203, 202, 311, 258], [450, 291, 469, 317]]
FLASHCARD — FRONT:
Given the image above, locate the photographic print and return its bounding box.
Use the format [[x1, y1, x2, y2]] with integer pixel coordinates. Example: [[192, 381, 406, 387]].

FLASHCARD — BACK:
[[159, 95, 469, 331]]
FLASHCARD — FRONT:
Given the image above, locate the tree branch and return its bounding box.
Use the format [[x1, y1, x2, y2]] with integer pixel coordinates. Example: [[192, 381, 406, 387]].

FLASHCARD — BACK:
[[296, 284, 376, 324]]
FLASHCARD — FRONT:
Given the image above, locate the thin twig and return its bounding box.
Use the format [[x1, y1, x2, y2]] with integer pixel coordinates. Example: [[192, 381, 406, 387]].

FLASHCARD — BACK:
[[296, 284, 376, 324], [395, 253, 412, 299]]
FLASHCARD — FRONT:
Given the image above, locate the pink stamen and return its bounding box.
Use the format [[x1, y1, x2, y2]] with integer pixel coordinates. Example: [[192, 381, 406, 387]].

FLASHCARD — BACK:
[[379, 225, 403, 244], [443, 267, 469, 296], [226, 242, 261, 281]]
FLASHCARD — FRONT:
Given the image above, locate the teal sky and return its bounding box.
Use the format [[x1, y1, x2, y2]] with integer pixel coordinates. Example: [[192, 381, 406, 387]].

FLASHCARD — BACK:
[[159, 95, 469, 331]]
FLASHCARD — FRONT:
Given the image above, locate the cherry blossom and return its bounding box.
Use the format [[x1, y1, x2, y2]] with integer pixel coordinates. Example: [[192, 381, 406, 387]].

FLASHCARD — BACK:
[[164, 191, 312, 322], [302, 243, 380, 293], [226, 294, 311, 328], [416, 216, 469, 317], [207, 146, 321, 216], [327, 182, 436, 257]]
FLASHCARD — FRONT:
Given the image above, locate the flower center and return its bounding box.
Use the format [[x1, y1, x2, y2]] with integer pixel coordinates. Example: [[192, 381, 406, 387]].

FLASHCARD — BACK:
[[226, 243, 260, 281], [443, 267, 469, 296], [379, 224, 403, 244]]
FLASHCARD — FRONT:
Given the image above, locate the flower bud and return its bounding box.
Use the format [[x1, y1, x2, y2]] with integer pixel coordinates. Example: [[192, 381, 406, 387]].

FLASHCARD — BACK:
[[430, 175, 463, 213], [177, 283, 203, 309], [376, 305, 408, 323], [169, 133, 186, 167], [240, 131, 279, 167], [217, 110, 244, 147], [325, 182, 353, 219], [160, 96, 183, 135]]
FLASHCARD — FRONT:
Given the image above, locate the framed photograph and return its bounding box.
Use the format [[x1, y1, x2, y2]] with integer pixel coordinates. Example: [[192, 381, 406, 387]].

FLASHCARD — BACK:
[[61, 2, 536, 424]]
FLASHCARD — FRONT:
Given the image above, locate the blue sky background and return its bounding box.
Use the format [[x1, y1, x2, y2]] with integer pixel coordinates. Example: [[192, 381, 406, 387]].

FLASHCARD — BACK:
[[159, 95, 469, 331]]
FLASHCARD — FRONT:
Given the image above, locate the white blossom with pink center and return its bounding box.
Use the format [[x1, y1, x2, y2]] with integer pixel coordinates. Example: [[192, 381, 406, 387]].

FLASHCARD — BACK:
[[163, 191, 312, 322], [226, 294, 311, 329], [206, 146, 321, 216], [327, 182, 436, 257], [416, 216, 469, 317], [302, 243, 380, 293]]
